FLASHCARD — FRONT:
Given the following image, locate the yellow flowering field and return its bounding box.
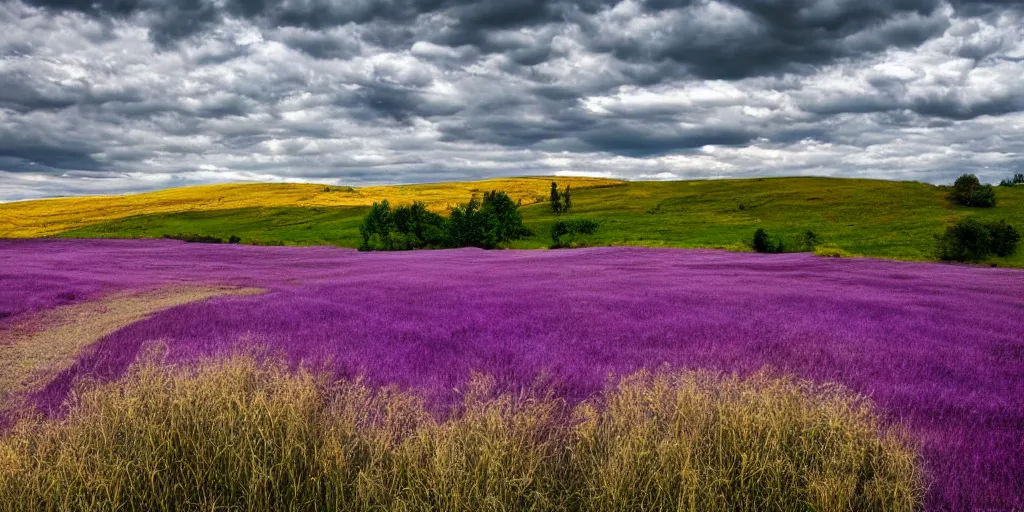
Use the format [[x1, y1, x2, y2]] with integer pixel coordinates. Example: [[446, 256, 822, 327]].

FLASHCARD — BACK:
[[0, 177, 620, 238]]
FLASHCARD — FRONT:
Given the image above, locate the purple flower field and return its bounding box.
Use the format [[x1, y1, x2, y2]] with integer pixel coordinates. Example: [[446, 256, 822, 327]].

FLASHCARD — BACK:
[[2, 239, 1022, 510]]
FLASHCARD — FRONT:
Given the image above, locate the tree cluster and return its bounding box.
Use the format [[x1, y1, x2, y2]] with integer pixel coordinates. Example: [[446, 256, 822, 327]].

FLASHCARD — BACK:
[[998, 173, 1024, 187], [937, 217, 1020, 262], [550, 182, 572, 213], [358, 191, 532, 251], [949, 174, 996, 207]]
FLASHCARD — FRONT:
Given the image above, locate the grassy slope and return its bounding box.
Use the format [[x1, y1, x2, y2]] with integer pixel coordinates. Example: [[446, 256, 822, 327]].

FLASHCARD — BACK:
[[0, 177, 618, 238], [518, 177, 1024, 265], [41, 177, 1024, 266], [58, 206, 371, 247]]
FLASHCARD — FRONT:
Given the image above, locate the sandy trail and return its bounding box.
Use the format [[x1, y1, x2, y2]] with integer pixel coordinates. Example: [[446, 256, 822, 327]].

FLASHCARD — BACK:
[[0, 286, 262, 402]]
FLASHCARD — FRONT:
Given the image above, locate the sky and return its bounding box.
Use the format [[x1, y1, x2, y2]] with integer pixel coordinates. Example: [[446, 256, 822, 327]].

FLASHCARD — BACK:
[[1, 0, 1022, 201]]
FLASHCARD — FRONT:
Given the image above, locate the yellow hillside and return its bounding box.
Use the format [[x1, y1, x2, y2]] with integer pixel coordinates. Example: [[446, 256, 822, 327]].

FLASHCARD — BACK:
[[0, 177, 621, 238]]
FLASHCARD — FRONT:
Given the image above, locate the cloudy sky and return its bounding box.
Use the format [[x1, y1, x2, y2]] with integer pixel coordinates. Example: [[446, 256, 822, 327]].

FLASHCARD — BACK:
[[1, 0, 1022, 201]]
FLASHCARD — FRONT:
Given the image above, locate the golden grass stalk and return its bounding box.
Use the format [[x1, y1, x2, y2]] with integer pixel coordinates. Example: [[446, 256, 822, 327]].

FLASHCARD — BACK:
[[0, 356, 924, 511]]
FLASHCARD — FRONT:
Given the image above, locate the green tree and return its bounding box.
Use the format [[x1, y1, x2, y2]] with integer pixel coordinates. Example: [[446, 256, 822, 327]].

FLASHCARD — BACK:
[[752, 228, 785, 253], [950, 174, 996, 207], [358, 201, 396, 251], [550, 182, 562, 213], [391, 201, 445, 249], [562, 185, 572, 213], [444, 197, 485, 248], [479, 191, 532, 248]]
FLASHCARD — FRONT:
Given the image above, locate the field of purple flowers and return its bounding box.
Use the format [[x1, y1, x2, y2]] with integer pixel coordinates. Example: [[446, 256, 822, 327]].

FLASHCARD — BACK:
[[1, 239, 1022, 510]]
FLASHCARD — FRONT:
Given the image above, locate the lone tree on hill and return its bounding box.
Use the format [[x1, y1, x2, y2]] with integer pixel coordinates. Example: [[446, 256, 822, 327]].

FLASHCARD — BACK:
[[949, 174, 996, 207], [549, 182, 572, 214]]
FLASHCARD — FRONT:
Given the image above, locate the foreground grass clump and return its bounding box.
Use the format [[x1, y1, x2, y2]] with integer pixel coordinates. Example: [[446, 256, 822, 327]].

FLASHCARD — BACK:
[[0, 356, 923, 511]]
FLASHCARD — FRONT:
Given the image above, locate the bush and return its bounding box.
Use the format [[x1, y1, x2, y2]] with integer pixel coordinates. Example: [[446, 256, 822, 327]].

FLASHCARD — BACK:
[[550, 219, 599, 248], [949, 174, 996, 207], [986, 220, 1021, 257], [228, 235, 241, 244], [814, 246, 855, 258], [162, 233, 223, 244], [937, 217, 1020, 262], [0, 355, 924, 511], [799, 230, 820, 251], [752, 228, 785, 253]]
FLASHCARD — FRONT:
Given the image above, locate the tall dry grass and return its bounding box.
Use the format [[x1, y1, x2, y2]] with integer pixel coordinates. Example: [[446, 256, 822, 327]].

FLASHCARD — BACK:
[[0, 356, 924, 511]]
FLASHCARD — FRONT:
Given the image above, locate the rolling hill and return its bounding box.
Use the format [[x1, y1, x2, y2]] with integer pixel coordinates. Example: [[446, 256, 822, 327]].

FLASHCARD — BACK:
[[4, 176, 1023, 266]]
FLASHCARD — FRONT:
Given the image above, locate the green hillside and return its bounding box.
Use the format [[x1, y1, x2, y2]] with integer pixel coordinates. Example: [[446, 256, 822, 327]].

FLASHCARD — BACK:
[[56, 177, 1024, 266]]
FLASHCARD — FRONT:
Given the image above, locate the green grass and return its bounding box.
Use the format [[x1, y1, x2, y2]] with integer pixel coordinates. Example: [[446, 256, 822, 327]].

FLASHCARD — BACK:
[[0, 354, 923, 511], [58, 206, 370, 247], [56, 177, 1024, 266]]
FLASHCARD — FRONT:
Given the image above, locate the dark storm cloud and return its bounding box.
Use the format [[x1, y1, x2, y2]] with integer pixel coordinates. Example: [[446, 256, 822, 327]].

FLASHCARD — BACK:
[[2, 0, 1024, 200], [18, 0, 952, 78], [580, 125, 754, 156], [0, 140, 103, 172]]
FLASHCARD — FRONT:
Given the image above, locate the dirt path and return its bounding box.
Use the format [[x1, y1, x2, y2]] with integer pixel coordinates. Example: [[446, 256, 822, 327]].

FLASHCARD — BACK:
[[0, 286, 262, 402]]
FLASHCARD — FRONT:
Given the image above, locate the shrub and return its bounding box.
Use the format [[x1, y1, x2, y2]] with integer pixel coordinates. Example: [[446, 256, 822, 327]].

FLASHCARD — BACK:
[[986, 220, 1021, 257], [752, 228, 785, 253], [228, 235, 241, 244], [936, 217, 998, 262], [550, 219, 599, 248], [162, 233, 223, 244], [799, 230, 820, 251], [949, 174, 996, 207], [814, 246, 855, 258], [0, 356, 924, 511]]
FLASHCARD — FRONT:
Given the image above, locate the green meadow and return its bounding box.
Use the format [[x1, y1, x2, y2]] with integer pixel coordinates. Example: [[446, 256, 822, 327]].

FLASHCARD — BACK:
[[56, 177, 1024, 266]]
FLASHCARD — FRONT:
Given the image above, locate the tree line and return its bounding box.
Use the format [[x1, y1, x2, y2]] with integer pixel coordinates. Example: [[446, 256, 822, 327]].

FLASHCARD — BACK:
[[359, 191, 533, 251]]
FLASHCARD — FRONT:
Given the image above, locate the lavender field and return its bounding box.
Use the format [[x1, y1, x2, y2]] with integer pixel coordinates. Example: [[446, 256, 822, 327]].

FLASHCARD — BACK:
[[1, 239, 1022, 510]]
